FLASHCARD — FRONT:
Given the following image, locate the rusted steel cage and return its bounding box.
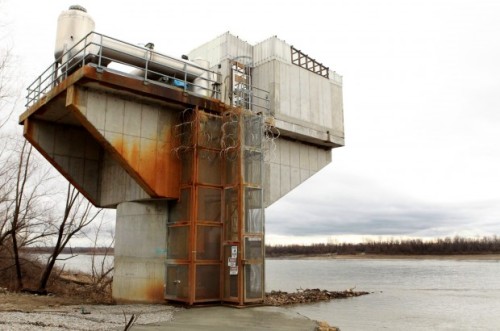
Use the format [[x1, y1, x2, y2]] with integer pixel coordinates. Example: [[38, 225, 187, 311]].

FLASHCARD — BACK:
[[166, 107, 264, 305]]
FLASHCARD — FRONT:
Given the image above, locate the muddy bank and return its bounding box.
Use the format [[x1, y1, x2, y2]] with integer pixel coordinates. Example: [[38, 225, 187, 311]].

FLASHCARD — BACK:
[[264, 288, 369, 306]]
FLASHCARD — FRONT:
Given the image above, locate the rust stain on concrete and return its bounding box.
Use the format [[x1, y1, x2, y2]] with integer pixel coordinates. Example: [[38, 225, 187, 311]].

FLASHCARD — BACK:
[[110, 129, 180, 199], [145, 282, 166, 302]]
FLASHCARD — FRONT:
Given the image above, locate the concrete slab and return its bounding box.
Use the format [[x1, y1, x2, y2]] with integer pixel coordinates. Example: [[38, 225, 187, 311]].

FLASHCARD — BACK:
[[129, 306, 317, 331]]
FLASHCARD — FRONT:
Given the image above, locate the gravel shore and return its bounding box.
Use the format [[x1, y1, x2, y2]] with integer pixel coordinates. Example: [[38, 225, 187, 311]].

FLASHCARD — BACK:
[[0, 304, 179, 331]]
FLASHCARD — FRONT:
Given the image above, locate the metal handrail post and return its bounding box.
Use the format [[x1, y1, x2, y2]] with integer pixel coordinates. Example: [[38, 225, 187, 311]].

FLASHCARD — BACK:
[[183, 63, 188, 92], [36, 76, 41, 102], [144, 49, 149, 83], [97, 33, 104, 72]]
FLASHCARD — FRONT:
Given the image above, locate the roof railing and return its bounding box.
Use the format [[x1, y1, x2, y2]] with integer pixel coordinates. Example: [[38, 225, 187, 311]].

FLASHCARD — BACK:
[[26, 32, 270, 115]]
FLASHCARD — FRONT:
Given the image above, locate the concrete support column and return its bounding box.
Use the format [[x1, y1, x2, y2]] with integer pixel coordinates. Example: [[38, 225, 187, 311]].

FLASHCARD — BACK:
[[113, 201, 168, 302]]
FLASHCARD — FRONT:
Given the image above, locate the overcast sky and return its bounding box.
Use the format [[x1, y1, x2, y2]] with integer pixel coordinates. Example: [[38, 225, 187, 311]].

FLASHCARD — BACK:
[[4, 0, 500, 244]]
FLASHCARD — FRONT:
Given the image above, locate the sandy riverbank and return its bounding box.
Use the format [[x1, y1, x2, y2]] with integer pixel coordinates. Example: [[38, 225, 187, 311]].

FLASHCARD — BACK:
[[268, 253, 500, 260], [0, 292, 337, 331], [0, 292, 178, 331]]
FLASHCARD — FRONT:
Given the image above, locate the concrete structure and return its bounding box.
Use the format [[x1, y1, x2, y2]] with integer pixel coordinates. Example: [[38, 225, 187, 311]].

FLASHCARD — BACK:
[[19, 6, 344, 305], [188, 32, 344, 206], [130, 306, 318, 331]]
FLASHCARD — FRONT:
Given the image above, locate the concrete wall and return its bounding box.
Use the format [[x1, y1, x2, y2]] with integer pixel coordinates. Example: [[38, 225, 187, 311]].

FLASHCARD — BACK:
[[253, 36, 292, 66], [69, 86, 181, 199], [188, 33, 254, 106], [188, 33, 344, 148], [113, 201, 168, 303], [264, 138, 331, 207], [24, 119, 101, 202], [252, 59, 344, 147], [99, 152, 150, 207], [187, 33, 343, 207]]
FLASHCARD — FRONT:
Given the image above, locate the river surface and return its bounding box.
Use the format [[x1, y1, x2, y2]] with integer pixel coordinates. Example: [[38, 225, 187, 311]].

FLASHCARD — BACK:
[[51, 255, 500, 330], [267, 258, 500, 330]]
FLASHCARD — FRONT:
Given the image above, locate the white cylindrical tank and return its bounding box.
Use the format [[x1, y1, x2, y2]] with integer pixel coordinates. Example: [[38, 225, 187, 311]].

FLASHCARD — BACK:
[[54, 5, 95, 63], [192, 58, 210, 96]]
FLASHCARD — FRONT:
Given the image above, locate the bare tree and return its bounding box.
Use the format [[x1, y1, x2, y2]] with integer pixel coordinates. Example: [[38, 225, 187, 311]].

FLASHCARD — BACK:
[[1, 3, 103, 293], [7, 140, 54, 289], [0, 139, 16, 248], [37, 183, 102, 293], [0, 1, 17, 247], [10, 141, 31, 289], [87, 215, 114, 296], [0, 46, 16, 128]]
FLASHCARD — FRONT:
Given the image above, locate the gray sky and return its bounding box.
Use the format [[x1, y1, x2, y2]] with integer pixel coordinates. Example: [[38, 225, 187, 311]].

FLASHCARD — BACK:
[[4, 0, 500, 244]]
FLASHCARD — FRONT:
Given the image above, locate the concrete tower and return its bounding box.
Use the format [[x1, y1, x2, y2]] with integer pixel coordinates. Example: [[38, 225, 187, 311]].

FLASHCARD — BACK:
[[19, 6, 344, 305]]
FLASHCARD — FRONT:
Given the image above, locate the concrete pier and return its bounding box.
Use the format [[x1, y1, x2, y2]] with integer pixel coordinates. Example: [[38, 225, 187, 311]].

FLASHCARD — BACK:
[[20, 8, 344, 305], [113, 201, 168, 302]]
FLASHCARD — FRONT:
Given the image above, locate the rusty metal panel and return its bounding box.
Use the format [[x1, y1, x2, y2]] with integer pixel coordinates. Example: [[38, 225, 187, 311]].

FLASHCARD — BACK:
[[222, 113, 240, 148], [168, 188, 191, 223], [197, 113, 222, 148], [195, 265, 220, 300], [165, 264, 190, 300], [175, 121, 194, 148], [168, 107, 265, 305], [291, 46, 329, 78], [180, 152, 194, 185], [167, 226, 190, 260], [196, 225, 221, 260], [197, 187, 221, 222], [197, 149, 222, 185], [223, 188, 239, 242], [224, 151, 239, 186]]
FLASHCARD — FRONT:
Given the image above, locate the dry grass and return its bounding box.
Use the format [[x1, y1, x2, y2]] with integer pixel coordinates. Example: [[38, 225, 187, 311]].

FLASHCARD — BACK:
[[0, 250, 113, 305]]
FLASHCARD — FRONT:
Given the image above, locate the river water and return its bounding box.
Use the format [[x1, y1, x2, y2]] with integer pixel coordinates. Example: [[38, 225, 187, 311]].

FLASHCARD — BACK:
[[267, 258, 500, 330], [51, 255, 500, 330]]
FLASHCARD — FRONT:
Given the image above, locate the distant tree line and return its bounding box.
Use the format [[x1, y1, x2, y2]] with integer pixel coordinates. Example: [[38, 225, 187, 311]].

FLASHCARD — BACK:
[[22, 246, 114, 255], [266, 236, 500, 257]]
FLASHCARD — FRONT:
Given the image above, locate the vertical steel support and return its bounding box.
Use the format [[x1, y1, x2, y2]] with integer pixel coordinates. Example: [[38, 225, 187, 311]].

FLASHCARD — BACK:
[[220, 109, 264, 305], [167, 107, 225, 305], [167, 108, 264, 306], [188, 107, 200, 304]]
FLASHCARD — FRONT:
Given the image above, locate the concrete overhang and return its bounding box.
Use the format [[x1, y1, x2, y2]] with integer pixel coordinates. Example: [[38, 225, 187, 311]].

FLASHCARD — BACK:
[[19, 65, 229, 125], [19, 65, 231, 207], [273, 115, 344, 149]]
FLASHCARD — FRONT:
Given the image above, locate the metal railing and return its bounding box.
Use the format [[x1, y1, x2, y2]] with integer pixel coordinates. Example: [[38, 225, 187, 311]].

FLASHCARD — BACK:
[[232, 84, 270, 115], [230, 61, 270, 115], [26, 32, 223, 108], [26, 32, 271, 115]]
